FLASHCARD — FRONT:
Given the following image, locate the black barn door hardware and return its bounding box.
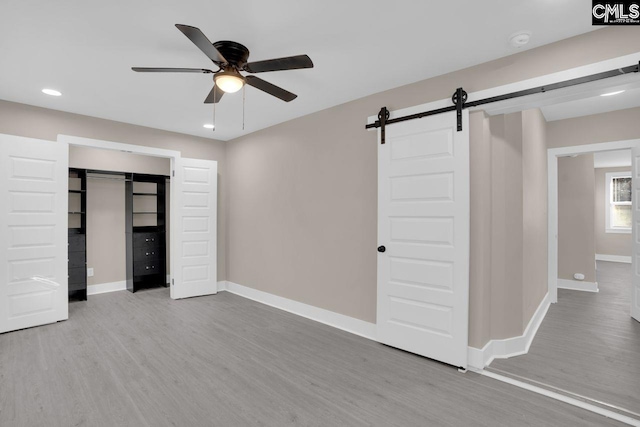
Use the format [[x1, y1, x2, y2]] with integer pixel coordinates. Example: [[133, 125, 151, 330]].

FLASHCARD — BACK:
[[367, 61, 640, 144], [453, 87, 467, 132], [377, 107, 389, 144]]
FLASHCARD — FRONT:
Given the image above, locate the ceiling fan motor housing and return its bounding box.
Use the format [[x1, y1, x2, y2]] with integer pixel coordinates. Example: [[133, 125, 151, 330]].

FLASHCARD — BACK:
[[213, 40, 250, 68]]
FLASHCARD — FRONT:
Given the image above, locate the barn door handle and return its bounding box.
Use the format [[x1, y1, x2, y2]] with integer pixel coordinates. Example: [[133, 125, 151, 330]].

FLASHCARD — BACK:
[[377, 245, 386, 253]]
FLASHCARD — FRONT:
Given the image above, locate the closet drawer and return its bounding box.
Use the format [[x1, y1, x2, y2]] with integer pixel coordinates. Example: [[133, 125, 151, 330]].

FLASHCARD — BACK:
[[133, 232, 163, 248], [68, 267, 86, 285], [134, 247, 162, 261], [134, 262, 161, 276], [69, 281, 86, 292], [68, 251, 85, 269], [68, 234, 86, 252]]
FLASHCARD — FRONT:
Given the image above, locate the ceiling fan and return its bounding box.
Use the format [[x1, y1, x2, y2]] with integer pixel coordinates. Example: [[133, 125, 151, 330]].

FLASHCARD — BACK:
[[132, 24, 314, 104]]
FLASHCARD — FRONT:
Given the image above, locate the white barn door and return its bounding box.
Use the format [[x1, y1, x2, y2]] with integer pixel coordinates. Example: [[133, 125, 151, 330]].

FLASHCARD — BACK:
[[377, 110, 470, 368], [171, 157, 218, 299], [0, 134, 69, 334], [632, 146, 640, 323]]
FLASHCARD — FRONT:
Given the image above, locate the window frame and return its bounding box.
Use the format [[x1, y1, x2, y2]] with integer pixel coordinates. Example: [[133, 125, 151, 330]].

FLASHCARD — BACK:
[[605, 171, 632, 234]]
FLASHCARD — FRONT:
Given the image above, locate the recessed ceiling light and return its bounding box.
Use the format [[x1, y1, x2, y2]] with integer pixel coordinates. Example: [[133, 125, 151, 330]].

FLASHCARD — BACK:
[[203, 124, 215, 129], [509, 31, 531, 48], [600, 90, 625, 97], [42, 88, 62, 96]]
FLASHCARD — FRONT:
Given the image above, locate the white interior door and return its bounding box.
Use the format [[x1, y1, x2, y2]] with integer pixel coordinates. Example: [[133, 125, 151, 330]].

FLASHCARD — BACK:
[[171, 157, 218, 299], [0, 134, 68, 334], [377, 110, 470, 368], [632, 146, 640, 322]]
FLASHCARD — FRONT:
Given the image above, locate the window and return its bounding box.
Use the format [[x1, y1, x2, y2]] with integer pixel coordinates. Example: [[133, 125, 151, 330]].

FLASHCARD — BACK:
[[605, 171, 632, 233]]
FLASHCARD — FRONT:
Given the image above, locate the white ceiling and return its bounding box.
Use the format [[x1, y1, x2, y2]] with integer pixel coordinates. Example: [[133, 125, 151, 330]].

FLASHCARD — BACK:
[[0, 0, 597, 141], [593, 150, 631, 169]]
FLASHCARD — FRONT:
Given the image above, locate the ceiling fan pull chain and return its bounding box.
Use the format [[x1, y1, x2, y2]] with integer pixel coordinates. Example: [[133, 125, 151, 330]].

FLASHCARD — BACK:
[[242, 84, 246, 131], [213, 90, 216, 132]]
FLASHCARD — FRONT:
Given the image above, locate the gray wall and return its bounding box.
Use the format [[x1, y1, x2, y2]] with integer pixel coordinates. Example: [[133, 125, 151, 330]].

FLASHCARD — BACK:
[[595, 167, 632, 257], [0, 100, 228, 281], [468, 109, 548, 346], [558, 155, 597, 283], [547, 106, 640, 149], [521, 109, 549, 327], [489, 112, 525, 341], [226, 27, 638, 348]]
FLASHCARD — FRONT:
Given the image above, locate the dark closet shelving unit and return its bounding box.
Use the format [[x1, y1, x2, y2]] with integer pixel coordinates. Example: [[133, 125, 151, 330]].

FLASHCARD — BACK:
[[125, 173, 167, 292], [68, 169, 87, 301]]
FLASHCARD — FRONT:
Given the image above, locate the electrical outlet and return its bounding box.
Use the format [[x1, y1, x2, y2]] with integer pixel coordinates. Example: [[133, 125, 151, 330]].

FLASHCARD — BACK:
[[87, 268, 94, 277]]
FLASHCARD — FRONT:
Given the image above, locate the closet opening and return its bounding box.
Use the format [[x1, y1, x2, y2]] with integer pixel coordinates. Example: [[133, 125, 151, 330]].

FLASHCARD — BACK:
[[67, 145, 172, 300]]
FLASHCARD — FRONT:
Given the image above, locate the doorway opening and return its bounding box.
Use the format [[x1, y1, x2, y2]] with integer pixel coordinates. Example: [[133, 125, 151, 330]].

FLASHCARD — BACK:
[[60, 134, 219, 302], [67, 145, 172, 300], [474, 70, 640, 420], [61, 135, 180, 300]]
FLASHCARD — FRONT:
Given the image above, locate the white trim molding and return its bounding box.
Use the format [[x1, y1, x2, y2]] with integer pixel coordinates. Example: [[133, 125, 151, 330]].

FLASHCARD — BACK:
[[468, 292, 551, 370], [548, 138, 640, 304], [596, 254, 632, 264], [58, 135, 180, 159], [218, 281, 377, 341], [605, 170, 632, 234], [86, 280, 126, 296], [557, 279, 599, 293]]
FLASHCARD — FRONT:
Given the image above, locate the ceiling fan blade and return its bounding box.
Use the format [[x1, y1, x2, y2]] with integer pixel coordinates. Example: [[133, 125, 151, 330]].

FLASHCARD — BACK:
[[132, 67, 214, 73], [204, 85, 224, 104], [244, 54, 313, 73], [175, 24, 227, 64], [245, 75, 297, 102]]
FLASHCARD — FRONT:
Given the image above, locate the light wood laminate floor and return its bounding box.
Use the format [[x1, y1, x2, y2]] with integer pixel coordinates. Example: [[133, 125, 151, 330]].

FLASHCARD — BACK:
[[0, 286, 627, 426], [491, 261, 640, 415]]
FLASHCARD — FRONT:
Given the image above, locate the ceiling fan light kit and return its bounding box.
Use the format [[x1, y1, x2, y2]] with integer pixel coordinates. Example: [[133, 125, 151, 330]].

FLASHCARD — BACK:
[[214, 70, 245, 93], [132, 24, 314, 130]]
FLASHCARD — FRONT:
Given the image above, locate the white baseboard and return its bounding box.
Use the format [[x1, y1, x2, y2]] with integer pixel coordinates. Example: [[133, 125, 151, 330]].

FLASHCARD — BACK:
[[217, 281, 377, 341], [557, 278, 599, 292], [596, 254, 632, 264], [87, 280, 126, 296], [468, 292, 551, 370]]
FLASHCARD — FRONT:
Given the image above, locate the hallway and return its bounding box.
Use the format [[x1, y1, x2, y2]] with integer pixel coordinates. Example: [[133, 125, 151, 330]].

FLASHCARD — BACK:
[[490, 261, 640, 417]]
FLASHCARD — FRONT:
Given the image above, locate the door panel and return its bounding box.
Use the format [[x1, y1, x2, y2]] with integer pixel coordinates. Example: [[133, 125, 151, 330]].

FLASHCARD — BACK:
[[377, 111, 469, 368], [0, 134, 68, 334], [632, 146, 640, 322], [171, 158, 218, 299]]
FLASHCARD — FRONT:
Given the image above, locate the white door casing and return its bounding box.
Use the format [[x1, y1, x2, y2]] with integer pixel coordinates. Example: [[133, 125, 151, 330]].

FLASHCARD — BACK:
[[0, 134, 69, 334], [632, 146, 640, 322], [171, 157, 218, 299], [377, 110, 470, 368]]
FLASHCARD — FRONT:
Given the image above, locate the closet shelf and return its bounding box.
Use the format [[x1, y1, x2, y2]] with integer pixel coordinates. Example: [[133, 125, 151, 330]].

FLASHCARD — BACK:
[[68, 211, 86, 214], [127, 173, 167, 293], [68, 190, 86, 193]]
